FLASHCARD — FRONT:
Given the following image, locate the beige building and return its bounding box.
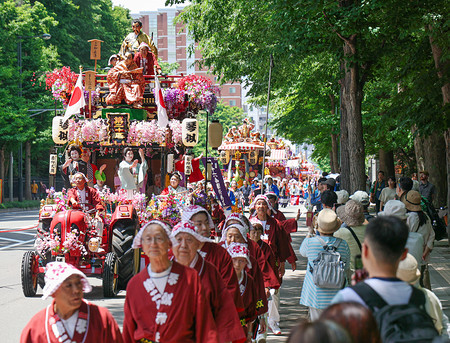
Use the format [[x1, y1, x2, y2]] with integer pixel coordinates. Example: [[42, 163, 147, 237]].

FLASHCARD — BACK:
[[134, 7, 242, 108]]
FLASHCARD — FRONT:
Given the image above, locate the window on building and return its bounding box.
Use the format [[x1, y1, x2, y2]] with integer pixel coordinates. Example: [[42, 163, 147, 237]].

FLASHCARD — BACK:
[[229, 87, 236, 94], [229, 100, 236, 106]]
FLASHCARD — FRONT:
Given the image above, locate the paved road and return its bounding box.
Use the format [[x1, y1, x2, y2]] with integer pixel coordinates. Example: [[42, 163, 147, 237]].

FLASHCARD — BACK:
[[1, 206, 448, 342]]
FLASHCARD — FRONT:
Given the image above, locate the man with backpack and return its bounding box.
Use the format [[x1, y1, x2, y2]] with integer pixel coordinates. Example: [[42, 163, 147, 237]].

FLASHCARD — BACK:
[[332, 216, 440, 342]]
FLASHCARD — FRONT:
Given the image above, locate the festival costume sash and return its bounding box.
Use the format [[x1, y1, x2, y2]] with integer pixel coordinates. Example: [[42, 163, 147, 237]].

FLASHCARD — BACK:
[[45, 299, 90, 343]]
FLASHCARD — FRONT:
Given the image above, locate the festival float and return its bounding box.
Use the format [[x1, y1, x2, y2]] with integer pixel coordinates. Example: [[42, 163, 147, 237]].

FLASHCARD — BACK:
[[218, 118, 269, 186], [22, 39, 225, 298]]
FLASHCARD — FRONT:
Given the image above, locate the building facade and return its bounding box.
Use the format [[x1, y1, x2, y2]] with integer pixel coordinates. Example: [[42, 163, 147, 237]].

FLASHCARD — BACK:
[[134, 7, 243, 108]]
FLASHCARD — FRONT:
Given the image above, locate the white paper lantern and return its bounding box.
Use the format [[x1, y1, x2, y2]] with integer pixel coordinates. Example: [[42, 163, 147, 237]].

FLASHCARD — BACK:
[[182, 118, 198, 147], [208, 120, 223, 149], [52, 116, 68, 145]]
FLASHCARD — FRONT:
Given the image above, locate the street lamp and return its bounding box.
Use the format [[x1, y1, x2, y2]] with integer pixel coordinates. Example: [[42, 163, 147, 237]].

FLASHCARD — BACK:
[[17, 33, 51, 201]]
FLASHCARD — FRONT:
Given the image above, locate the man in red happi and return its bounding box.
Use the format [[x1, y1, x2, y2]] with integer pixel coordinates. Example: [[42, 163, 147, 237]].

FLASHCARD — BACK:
[[171, 221, 245, 343], [21, 262, 122, 343], [123, 220, 218, 342]]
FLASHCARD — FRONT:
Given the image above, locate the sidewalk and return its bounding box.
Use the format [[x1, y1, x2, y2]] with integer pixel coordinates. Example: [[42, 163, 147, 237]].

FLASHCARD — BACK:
[[265, 205, 450, 341]]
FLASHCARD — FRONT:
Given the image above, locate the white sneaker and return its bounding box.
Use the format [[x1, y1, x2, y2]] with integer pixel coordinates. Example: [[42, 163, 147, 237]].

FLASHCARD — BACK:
[[268, 320, 281, 335]]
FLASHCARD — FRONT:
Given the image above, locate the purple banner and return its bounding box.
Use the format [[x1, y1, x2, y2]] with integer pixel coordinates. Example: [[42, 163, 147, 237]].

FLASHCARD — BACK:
[[202, 157, 232, 208]]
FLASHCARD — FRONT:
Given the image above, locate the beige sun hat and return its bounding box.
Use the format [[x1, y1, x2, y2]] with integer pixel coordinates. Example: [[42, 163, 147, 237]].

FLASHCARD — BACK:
[[396, 253, 421, 284], [402, 190, 422, 212], [317, 209, 342, 234], [335, 200, 365, 227]]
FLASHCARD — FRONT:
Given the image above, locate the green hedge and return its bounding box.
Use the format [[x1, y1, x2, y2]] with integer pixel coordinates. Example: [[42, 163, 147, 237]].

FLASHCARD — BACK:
[[0, 200, 41, 209]]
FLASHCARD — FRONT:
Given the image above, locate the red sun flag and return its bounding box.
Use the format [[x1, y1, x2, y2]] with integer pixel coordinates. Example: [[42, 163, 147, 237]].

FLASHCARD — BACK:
[[63, 72, 86, 122]]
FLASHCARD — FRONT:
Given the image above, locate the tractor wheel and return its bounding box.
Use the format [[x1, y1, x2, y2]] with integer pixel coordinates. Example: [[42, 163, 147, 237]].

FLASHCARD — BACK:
[[21, 251, 39, 297], [103, 252, 119, 297], [112, 220, 140, 290]]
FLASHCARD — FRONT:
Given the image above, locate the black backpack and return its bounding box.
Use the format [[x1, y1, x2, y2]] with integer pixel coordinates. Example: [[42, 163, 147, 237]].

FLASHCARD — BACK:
[[352, 282, 439, 343]]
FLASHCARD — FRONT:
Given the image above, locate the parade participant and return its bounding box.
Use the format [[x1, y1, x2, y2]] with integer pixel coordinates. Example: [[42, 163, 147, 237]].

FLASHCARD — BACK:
[[181, 205, 245, 312], [80, 149, 106, 187], [108, 54, 119, 67], [123, 220, 219, 342], [225, 180, 236, 205], [249, 194, 297, 334], [134, 42, 160, 76], [61, 145, 88, 189], [105, 51, 145, 107], [264, 176, 279, 197], [119, 19, 158, 58], [227, 243, 258, 341], [160, 172, 187, 195], [146, 173, 162, 198], [94, 170, 110, 195], [266, 192, 299, 237], [118, 147, 148, 199], [20, 262, 122, 343], [171, 221, 246, 343], [67, 172, 104, 213], [300, 209, 351, 320], [220, 223, 269, 317], [239, 180, 252, 207]]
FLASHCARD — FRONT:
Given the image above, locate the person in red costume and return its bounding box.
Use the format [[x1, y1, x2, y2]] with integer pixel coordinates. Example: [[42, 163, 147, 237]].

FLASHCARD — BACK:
[[249, 194, 297, 335], [20, 262, 122, 343], [124, 220, 219, 342], [181, 205, 245, 313], [67, 172, 104, 213], [175, 154, 205, 183], [171, 221, 246, 343], [134, 42, 160, 76]]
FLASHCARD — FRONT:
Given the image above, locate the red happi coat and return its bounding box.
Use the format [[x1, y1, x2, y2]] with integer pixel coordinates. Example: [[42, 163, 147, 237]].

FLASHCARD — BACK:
[[20, 300, 122, 343], [247, 239, 280, 289], [199, 241, 245, 312], [123, 261, 218, 343], [67, 186, 105, 211], [258, 239, 280, 284], [218, 241, 268, 316], [239, 270, 258, 338], [192, 254, 246, 343], [250, 215, 297, 265]]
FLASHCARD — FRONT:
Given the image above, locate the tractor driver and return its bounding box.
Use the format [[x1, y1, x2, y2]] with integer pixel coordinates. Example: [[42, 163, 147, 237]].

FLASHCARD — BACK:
[[68, 172, 105, 215]]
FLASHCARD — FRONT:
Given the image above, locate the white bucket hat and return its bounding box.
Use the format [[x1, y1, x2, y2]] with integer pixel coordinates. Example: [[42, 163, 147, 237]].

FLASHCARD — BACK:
[[221, 223, 248, 242], [42, 262, 91, 299], [378, 200, 407, 220], [227, 242, 252, 269], [171, 221, 212, 245], [181, 205, 215, 229], [132, 220, 174, 249]]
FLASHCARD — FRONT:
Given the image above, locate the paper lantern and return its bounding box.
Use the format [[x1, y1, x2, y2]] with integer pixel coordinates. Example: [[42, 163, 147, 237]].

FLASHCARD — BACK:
[[52, 116, 68, 145], [167, 154, 174, 173], [182, 118, 198, 147], [208, 120, 223, 149], [184, 154, 193, 175]]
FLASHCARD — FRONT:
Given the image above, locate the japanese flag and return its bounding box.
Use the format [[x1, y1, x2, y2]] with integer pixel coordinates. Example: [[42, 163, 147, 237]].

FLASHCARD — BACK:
[[62, 72, 86, 122], [154, 74, 169, 128]]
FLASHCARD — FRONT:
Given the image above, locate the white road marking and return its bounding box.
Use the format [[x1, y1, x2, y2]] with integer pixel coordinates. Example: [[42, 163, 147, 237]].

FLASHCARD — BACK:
[[0, 239, 35, 251]]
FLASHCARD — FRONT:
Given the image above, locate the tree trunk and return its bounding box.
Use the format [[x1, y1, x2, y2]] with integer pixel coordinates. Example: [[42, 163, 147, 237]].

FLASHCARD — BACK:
[[340, 35, 366, 194], [25, 141, 31, 200], [413, 126, 426, 173], [378, 149, 395, 178], [339, 61, 350, 191], [0, 147, 4, 182], [329, 94, 340, 173], [429, 27, 450, 235]]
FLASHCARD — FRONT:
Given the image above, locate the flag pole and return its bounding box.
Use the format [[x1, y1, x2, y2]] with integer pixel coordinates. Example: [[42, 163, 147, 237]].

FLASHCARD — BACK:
[[261, 54, 273, 179]]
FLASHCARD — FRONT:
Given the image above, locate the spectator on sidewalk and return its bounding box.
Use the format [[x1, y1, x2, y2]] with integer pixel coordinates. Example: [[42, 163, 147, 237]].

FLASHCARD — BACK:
[[39, 182, 47, 199], [402, 190, 435, 290], [396, 176, 413, 202], [377, 200, 424, 269], [335, 190, 349, 210], [379, 176, 397, 211], [419, 170, 436, 204], [334, 200, 367, 271], [309, 190, 338, 236], [320, 302, 381, 343], [350, 190, 373, 222], [369, 171, 386, 213], [264, 176, 279, 197], [239, 180, 252, 207], [308, 177, 328, 213], [396, 253, 450, 337], [300, 209, 351, 320], [31, 180, 39, 200], [332, 216, 437, 330]]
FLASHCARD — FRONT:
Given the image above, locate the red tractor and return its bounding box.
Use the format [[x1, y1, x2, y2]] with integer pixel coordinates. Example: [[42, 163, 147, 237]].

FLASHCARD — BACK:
[[21, 203, 140, 297]]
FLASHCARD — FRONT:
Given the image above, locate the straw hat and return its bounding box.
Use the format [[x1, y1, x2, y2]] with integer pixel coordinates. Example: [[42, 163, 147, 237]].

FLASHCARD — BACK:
[[402, 190, 422, 212], [317, 209, 342, 234], [335, 200, 365, 227], [396, 253, 421, 284]]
